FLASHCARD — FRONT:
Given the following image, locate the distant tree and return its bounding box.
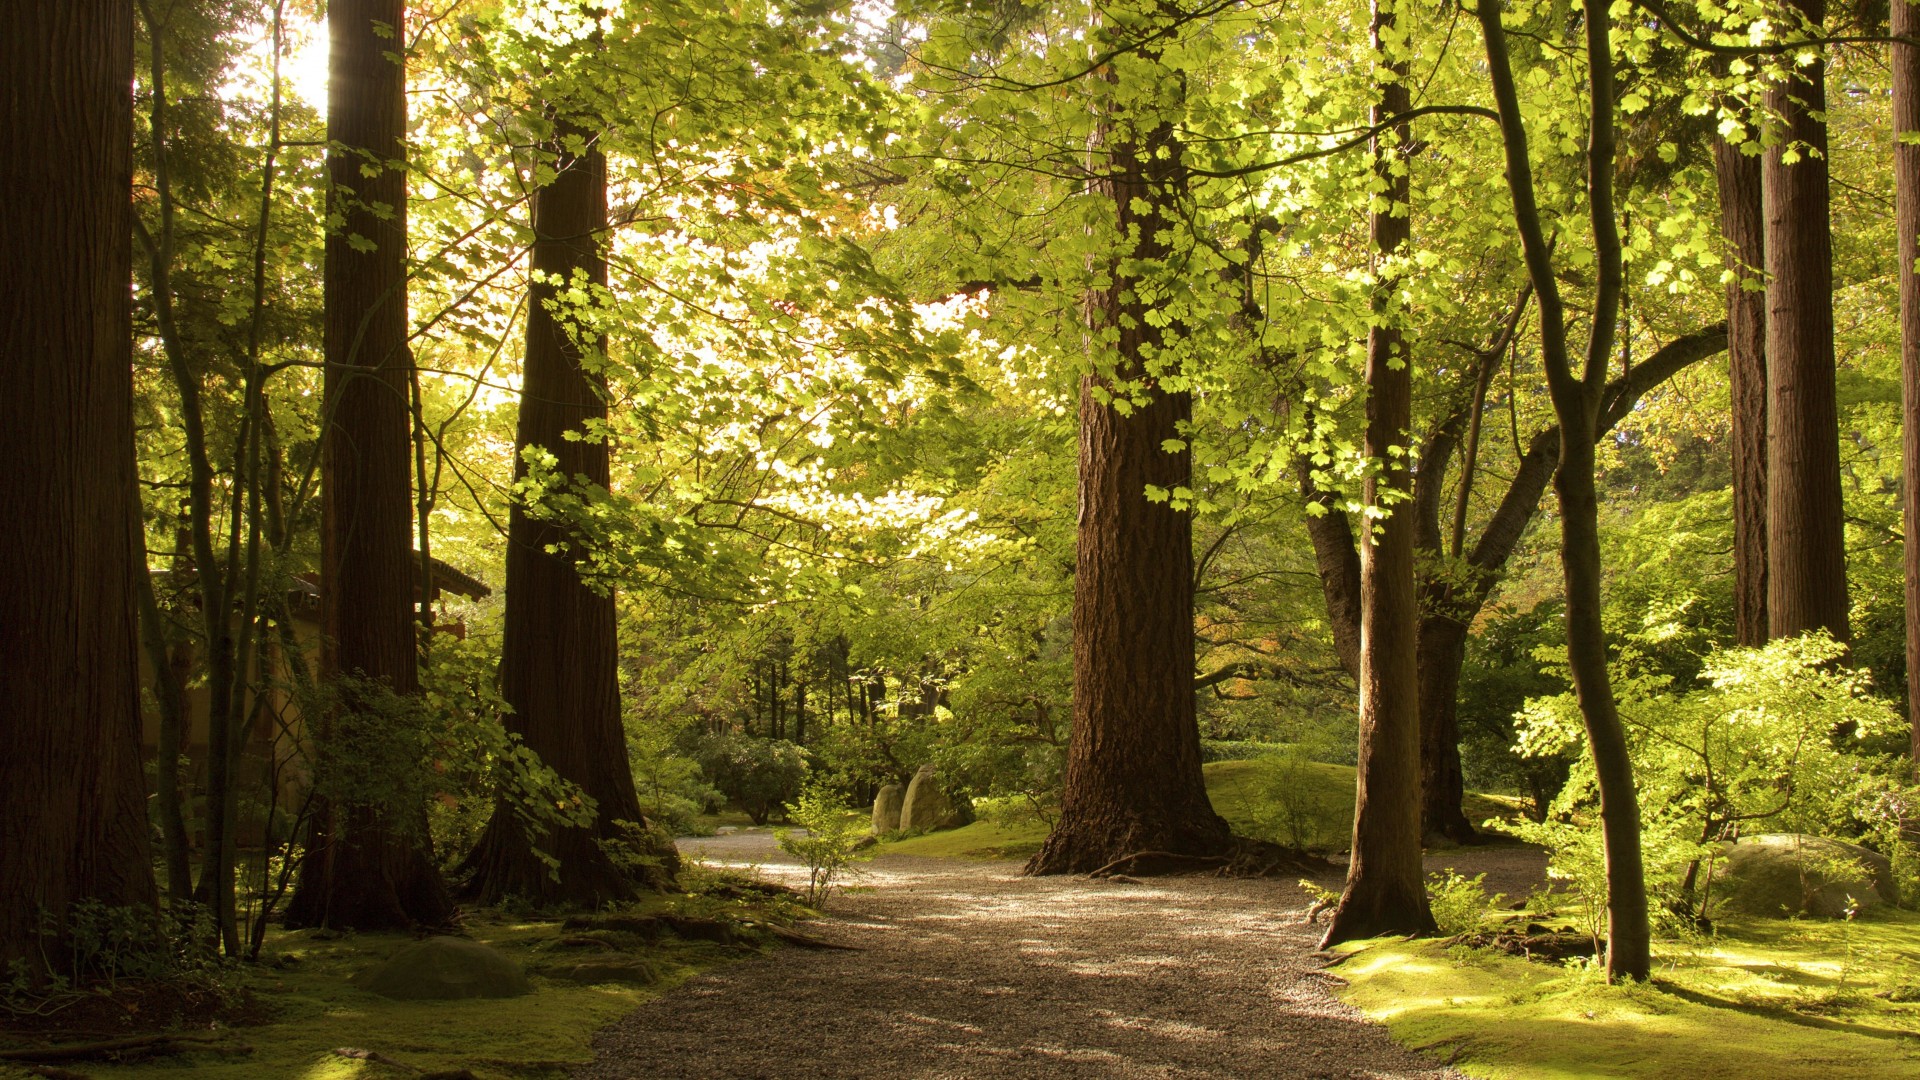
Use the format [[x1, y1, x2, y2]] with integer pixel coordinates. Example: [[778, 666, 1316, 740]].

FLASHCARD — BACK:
[[0, 0, 159, 976], [286, 0, 454, 931]]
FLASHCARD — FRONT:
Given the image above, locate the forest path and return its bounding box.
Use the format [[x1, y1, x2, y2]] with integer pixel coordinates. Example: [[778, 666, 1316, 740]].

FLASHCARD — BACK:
[[575, 831, 1467, 1079]]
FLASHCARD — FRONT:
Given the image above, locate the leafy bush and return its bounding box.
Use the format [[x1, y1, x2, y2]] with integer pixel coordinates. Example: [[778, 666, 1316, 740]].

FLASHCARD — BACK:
[[776, 782, 872, 908], [627, 723, 723, 836], [1428, 871, 1506, 936], [694, 732, 808, 825], [1494, 632, 1918, 927], [1250, 748, 1344, 850]]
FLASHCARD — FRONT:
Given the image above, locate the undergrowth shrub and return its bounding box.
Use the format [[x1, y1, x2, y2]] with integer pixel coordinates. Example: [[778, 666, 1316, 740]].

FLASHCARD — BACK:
[[1428, 871, 1506, 936], [776, 782, 871, 908], [1251, 749, 1341, 850]]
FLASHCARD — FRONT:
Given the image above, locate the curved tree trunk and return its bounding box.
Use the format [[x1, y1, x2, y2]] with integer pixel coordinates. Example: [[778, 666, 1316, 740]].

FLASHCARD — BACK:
[[1475, 0, 1651, 980], [0, 0, 158, 979], [1763, 0, 1850, 645], [1323, 0, 1437, 945], [1026, 116, 1231, 876], [464, 120, 678, 906], [286, 0, 453, 932]]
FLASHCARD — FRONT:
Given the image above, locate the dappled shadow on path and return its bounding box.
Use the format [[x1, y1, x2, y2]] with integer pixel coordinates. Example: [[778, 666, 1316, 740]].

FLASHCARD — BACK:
[[576, 840, 1459, 1079]]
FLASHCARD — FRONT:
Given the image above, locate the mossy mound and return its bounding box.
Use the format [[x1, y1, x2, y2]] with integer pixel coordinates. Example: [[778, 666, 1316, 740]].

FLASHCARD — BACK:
[[1708, 834, 1899, 918], [351, 937, 532, 1001]]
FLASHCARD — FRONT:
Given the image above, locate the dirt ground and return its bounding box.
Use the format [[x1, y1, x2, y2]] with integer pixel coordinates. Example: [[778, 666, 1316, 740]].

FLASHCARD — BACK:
[[577, 832, 1546, 1079]]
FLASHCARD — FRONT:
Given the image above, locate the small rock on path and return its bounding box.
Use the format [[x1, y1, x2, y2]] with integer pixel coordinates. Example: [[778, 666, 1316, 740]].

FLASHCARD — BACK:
[[577, 831, 1477, 1079]]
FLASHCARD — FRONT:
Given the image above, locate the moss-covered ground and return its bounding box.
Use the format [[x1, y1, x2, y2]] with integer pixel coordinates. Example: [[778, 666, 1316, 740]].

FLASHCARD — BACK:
[[878, 758, 1519, 860], [1333, 907, 1920, 1077], [0, 887, 792, 1080]]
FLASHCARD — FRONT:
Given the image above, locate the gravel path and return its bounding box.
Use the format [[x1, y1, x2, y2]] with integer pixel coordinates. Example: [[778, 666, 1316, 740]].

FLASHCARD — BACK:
[[576, 831, 1534, 1079]]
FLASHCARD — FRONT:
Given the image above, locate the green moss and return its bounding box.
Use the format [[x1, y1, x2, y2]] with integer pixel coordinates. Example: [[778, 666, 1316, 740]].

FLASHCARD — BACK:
[[3, 909, 751, 1080], [1334, 908, 1920, 1078]]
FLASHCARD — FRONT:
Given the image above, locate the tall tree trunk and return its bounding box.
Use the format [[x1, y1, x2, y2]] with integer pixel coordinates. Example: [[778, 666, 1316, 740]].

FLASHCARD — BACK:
[[1324, 0, 1437, 945], [1026, 116, 1231, 876], [0, 0, 158, 977], [286, 0, 453, 931], [1763, 0, 1850, 644], [1896, 0, 1920, 768], [464, 120, 678, 906], [1714, 97, 1768, 646], [1475, 0, 1651, 980]]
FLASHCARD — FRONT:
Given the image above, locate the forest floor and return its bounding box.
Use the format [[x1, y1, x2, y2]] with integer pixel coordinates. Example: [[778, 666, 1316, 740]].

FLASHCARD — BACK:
[[576, 829, 1477, 1079]]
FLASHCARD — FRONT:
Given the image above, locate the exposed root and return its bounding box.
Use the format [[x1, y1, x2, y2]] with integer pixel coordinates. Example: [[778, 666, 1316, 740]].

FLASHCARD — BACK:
[[1086, 839, 1332, 881], [754, 923, 864, 951], [0, 1033, 248, 1065]]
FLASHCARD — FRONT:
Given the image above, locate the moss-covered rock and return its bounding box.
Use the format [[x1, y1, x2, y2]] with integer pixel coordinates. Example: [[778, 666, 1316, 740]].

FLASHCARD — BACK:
[[1708, 834, 1899, 918], [900, 765, 972, 831], [872, 783, 905, 833], [351, 936, 532, 1000]]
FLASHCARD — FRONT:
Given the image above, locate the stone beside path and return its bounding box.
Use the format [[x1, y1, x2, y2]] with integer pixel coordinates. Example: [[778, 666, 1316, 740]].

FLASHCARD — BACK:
[[575, 830, 1479, 1079]]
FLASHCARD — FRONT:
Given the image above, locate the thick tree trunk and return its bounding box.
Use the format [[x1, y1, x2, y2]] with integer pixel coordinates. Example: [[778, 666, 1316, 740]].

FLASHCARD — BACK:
[[465, 122, 678, 906], [1324, 0, 1436, 945], [1896, 0, 1920, 768], [286, 0, 453, 932], [1763, 0, 1850, 644], [0, 0, 158, 977], [1714, 108, 1768, 646], [1027, 120, 1231, 875]]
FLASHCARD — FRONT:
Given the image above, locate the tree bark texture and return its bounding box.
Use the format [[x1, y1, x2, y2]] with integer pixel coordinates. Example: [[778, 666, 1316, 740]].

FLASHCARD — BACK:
[[1763, 0, 1850, 644], [465, 123, 679, 905], [287, 0, 454, 932], [1324, 1, 1437, 945], [1714, 128, 1768, 646], [1895, 0, 1920, 767], [1026, 120, 1232, 875], [0, 0, 158, 976]]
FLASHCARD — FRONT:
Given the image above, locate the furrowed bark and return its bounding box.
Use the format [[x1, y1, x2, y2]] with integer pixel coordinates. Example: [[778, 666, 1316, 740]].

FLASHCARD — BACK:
[[0, 0, 158, 978], [1895, 0, 1920, 768], [464, 117, 679, 906], [1763, 0, 1850, 645], [1027, 90, 1231, 874], [287, 0, 453, 932]]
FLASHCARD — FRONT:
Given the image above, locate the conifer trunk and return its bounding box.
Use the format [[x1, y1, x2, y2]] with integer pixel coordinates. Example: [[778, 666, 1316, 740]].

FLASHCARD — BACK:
[[0, 0, 158, 977], [286, 0, 453, 931], [1763, 0, 1850, 644], [1026, 118, 1231, 876], [465, 121, 678, 905], [1324, 0, 1437, 945], [1894, 0, 1920, 767], [1713, 127, 1768, 646]]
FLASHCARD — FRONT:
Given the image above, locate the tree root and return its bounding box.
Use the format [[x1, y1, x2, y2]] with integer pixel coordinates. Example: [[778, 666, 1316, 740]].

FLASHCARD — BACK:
[[0, 1033, 247, 1065], [1087, 839, 1332, 880], [330, 1047, 480, 1079], [754, 923, 863, 951]]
